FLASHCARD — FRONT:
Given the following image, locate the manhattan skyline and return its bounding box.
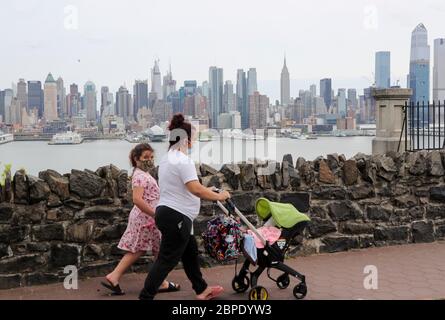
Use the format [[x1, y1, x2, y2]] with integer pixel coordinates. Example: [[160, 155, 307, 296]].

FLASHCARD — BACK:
[[1, 0, 445, 101]]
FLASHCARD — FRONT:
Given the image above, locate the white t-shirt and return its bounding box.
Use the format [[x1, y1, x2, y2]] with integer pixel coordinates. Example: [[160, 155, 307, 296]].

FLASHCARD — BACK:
[[157, 149, 201, 223]]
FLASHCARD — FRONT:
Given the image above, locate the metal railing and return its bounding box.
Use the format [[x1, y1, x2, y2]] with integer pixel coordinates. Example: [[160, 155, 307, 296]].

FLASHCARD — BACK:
[[402, 101, 445, 152]]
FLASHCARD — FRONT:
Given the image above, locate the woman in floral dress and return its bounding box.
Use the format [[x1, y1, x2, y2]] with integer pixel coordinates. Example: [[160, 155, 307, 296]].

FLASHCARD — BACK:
[[101, 143, 180, 295]]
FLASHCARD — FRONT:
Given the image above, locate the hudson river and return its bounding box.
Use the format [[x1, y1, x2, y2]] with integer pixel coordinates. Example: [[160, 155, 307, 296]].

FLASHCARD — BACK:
[[0, 136, 373, 175]]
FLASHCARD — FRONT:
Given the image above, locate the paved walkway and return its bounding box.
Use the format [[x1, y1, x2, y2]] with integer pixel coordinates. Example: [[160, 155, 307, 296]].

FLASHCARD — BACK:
[[1, 242, 445, 300]]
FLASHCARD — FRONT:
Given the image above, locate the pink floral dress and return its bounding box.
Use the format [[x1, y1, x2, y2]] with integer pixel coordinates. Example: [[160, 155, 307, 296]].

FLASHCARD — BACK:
[[118, 168, 161, 256]]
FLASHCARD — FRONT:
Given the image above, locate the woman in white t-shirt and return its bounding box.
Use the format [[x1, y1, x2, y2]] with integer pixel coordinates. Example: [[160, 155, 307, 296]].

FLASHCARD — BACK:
[[139, 114, 231, 300]]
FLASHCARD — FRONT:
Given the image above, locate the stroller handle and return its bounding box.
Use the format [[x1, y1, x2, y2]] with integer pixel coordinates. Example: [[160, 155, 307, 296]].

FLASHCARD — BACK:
[[213, 189, 267, 247]]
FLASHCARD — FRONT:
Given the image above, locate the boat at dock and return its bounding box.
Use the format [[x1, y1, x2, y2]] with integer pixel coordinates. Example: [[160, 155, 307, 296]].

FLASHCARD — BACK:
[[125, 134, 146, 143], [143, 125, 167, 142], [48, 131, 83, 145], [222, 129, 265, 140], [0, 132, 13, 145], [290, 133, 307, 140]]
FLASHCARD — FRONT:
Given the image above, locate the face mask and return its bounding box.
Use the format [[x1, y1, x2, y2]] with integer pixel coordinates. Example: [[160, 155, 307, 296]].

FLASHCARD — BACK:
[[138, 159, 155, 172]]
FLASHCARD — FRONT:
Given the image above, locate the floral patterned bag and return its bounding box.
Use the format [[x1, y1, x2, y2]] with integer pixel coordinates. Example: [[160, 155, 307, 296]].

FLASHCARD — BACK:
[[202, 215, 244, 262]]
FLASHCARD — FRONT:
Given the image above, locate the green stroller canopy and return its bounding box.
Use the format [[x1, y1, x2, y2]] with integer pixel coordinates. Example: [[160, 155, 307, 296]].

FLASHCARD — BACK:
[[255, 198, 310, 229]]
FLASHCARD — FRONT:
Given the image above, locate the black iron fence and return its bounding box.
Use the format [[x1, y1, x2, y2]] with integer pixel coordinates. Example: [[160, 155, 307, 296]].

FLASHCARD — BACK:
[[402, 101, 445, 152]]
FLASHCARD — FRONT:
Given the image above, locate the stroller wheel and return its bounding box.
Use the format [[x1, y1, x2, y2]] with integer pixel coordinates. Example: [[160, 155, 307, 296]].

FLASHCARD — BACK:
[[276, 274, 290, 289], [293, 282, 307, 300], [232, 275, 250, 293], [249, 286, 269, 301]]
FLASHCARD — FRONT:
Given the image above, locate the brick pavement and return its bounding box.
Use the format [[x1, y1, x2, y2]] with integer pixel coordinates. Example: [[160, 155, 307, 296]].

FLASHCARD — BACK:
[[1, 242, 445, 300]]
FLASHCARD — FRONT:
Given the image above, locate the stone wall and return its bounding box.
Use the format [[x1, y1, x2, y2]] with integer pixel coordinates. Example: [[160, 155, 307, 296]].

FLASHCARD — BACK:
[[1, 150, 445, 289]]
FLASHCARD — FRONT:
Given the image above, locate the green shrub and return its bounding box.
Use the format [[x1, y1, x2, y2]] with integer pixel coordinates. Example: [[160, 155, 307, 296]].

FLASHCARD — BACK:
[[0, 163, 12, 187]]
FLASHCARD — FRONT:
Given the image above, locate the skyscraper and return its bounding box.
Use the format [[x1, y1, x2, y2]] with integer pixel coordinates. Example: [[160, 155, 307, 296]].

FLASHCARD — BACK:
[[67, 84, 81, 117], [84, 81, 97, 122], [194, 94, 208, 119], [314, 97, 327, 115], [209, 66, 223, 128], [201, 81, 209, 101], [183, 94, 205, 119], [162, 65, 176, 100], [100, 86, 114, 118], [56, 77, 68, 118], [347, 89, 358, 110], [11, 83, 17, 97], [375, 51, 391, 88], [56, 77, 67, 118], [101, 86, 109, 116], [236, 69, 248, 129], [183, 95, 195, 117], [297, 90, 311, 119], [337, 89, 347, 116], [359, 94, 366, 123], [223, 81, 235, 113], [17, 79, 28, 114], [133, 80, 149, 120], [280, 57, 290, 106], [0, 91, 5, 122], [153, 100, 172, 123], [3, 89, 13, 124], [409, 23, 430, 103], [291, 98, 303, 123], [310, 84, 317, 97], [433, 38, 445, 102], [148, 92, 158, 109], [320, 78, 332, 112], [363, 87, 376, 123], [116, 86, 132, 122], [170, 91, 181, 115], [151, 60, 163, 100], [27, 81, 43, 117], [184, 81, 198, 96], [10, 97, 22, 125], [44, 73, 58, 121], [248, 92, 269, 131], [247, 68, 258, 96]]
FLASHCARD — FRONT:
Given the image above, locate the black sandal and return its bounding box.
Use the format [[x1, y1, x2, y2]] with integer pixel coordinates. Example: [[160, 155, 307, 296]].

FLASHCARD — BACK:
[[101, 279, 125, 296], [158, 282, 181, 293]]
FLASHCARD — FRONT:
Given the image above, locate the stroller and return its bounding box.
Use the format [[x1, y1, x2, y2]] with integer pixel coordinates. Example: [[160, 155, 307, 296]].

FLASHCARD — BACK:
[[213, 195, 311, 300]]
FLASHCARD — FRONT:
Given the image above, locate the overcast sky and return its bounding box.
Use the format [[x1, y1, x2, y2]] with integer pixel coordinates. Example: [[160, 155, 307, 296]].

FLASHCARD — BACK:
[[1, 0, 444, 100]]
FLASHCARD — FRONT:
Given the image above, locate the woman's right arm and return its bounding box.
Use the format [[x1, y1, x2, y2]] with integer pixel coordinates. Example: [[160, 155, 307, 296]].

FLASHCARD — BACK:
[[132, 187, 156, 217], [185, 181, 231, 201]]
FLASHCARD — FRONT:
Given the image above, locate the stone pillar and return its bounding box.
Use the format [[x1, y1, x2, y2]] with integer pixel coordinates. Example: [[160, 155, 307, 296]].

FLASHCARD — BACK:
[[372, 88, 413, 155]]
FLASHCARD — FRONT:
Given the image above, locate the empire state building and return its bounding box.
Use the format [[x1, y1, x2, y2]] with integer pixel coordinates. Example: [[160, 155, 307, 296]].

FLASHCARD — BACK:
[[280, 57, 290, 106]]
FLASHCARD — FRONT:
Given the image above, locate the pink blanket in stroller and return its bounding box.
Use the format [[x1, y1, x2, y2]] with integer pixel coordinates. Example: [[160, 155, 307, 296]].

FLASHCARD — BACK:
[[247, 226, 282, 249]]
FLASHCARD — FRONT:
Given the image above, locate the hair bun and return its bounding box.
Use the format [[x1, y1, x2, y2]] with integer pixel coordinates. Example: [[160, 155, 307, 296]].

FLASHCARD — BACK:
[[169, 113, 185, 130]]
